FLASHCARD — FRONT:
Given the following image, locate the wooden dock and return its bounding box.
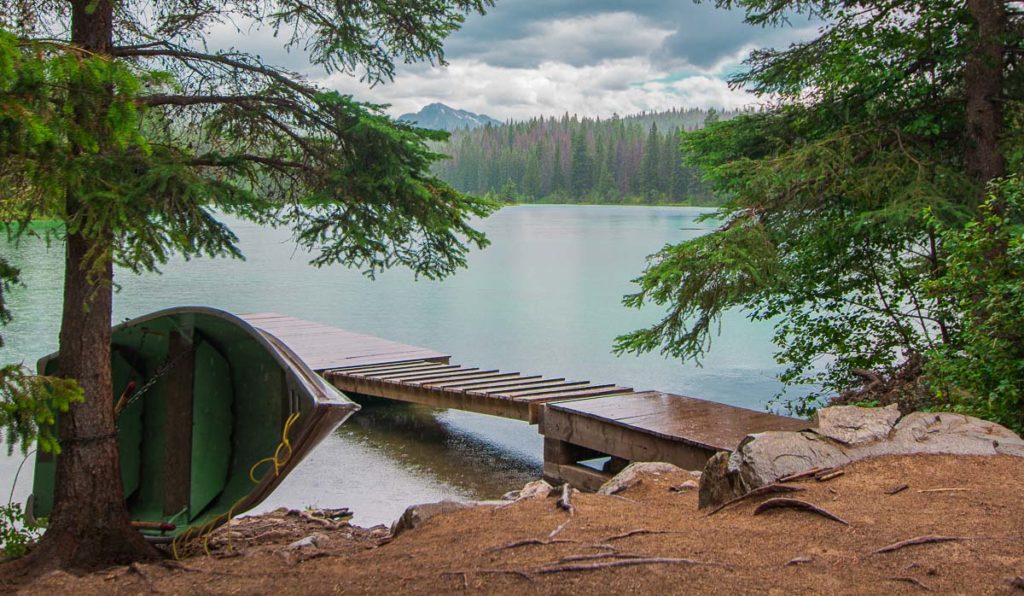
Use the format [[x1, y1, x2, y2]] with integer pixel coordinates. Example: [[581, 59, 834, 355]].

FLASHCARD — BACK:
[[242, 313, 808, 491]]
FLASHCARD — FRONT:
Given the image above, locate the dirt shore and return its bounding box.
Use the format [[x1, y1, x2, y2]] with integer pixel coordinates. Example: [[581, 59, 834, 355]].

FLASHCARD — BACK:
[[4, 453, 1024, 594]]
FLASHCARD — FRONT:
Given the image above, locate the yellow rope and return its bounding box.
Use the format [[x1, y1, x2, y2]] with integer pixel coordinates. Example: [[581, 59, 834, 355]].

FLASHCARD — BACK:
[[171, 411, 302, 559]]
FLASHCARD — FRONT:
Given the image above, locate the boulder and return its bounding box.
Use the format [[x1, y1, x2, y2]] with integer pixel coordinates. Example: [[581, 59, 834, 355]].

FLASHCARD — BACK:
[[698, 406, 1024, 509], [390, 499, 505, 537], [598, 462, 686, 496], [520, 479, 555, 500], [390, 500, 474, 537], [815, 404, 900, 445], [671, 480, 699, 491], [502, 479, 554, 501], [287, 533, 326, 550]]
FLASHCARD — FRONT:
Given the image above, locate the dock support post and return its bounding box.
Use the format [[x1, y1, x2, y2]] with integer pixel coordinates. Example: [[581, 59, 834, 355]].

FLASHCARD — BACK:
[[542, 438, 613, 492]]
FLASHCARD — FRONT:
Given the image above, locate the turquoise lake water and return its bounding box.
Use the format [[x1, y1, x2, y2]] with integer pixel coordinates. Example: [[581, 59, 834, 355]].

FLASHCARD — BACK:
[[0, 205, 794, 525]]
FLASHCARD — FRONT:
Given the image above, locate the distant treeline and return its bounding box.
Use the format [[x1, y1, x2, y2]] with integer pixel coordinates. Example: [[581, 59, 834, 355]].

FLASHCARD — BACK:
[[432, 107, 752, 205]]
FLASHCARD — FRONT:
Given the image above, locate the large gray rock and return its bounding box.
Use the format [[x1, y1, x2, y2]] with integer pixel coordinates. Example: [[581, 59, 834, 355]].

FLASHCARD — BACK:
[[815, 403, 901, 445], [391, 500, 499, 537], [699, 406, 1024, 509], [502, 479, 555, 501], [597, 462, 687, 495]]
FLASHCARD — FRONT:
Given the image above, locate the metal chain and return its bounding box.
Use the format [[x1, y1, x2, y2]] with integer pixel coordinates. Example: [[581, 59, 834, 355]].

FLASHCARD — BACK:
[[115, 346, 193, 419]]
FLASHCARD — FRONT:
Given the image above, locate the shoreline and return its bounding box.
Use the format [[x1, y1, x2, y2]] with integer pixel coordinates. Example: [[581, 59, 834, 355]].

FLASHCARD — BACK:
[[4, 453, 1021, 593]]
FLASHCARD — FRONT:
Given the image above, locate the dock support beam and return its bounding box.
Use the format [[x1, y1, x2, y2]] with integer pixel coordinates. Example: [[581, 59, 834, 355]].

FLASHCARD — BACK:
[[538, 403, 719, 492], [542, 438, 613, 492]]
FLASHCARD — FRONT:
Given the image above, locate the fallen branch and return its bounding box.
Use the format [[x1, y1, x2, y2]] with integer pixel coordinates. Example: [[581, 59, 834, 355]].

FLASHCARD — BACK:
[[554, 552, 648, 565], [548, 518, 571, 539], [443, 569, 533, 581], [917, 488, 970, 493], [299, 511, 340, 528], [885, 484, 909, 495], [815, 469, 845, 482], [785, 556, 813, 566], [752, 498, 849, 525], [889, 576, 932, 591], [485, 538, 577, 553], [872, 535, 965, 554], [778, 467, 830, 483], [604, 529, 685, 542], [128, 563, 157, 593], [706, 484, 806, 516], [534, 557, 719, 574], [557, 483, 575, 515]]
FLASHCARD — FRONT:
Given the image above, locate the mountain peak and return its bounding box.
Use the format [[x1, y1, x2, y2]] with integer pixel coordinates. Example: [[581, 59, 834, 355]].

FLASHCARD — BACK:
[[398, 103, 501, 132]]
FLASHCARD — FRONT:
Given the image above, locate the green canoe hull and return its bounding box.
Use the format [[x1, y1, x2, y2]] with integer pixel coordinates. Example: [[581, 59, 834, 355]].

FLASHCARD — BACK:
[[31, 307, 359, 538]]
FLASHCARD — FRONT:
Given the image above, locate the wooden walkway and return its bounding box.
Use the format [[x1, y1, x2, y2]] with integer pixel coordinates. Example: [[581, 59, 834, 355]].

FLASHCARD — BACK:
[[242, 313, 808, 491]]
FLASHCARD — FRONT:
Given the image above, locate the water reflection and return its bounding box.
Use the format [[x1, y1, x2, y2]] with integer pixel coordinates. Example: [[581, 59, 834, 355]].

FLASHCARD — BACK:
[[256, 397, 542, 526], [339, 396, 541, 498], [0, 206, 796, 526]]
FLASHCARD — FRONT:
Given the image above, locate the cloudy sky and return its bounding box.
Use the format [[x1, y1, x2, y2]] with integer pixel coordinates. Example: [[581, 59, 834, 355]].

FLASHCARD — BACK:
[[219, 1, 819, 121]]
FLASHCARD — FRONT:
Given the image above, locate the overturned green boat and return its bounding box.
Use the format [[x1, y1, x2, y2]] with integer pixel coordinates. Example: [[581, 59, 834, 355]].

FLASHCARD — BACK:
[[31, 307, 359, 539]]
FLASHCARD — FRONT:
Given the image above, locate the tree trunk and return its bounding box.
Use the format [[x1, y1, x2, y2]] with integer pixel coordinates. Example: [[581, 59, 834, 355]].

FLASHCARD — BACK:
[[23, 222, 156, 570], [11, 0, 157, 572], [964, 0, 1006, 191]]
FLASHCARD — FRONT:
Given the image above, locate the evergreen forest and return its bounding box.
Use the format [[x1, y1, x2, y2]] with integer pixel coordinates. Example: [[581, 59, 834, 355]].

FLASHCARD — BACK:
[[432, 108, 748, 205]]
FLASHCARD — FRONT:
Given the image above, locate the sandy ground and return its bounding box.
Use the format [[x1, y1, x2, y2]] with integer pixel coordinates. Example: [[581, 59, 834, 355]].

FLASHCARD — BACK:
[[4, 453, 1024, 594]]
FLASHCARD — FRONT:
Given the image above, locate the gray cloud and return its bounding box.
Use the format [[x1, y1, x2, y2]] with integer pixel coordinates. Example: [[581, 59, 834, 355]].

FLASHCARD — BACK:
[[445, 0, 814, 71], [201, 1, 820, 119]]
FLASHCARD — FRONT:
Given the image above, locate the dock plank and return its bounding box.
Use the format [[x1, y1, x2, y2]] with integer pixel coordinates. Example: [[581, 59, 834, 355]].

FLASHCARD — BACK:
[[426, 373, 524, 388], [243, 312, 811, 488], [545, 392, 808, 452], [242, 313, 449, 371]]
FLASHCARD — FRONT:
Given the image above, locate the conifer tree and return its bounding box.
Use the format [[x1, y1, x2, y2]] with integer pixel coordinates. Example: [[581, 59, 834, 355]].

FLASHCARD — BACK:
[[617, 0, 1023, 415], [0, 0, 493, 570]]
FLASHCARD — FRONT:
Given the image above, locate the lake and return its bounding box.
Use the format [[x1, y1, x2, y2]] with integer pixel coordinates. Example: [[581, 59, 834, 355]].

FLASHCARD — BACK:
[[0, 205, 791, 526]]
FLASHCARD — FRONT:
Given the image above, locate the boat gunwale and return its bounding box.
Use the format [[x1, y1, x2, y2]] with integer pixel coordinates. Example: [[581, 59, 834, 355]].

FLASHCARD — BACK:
[[33, 305, 360, 532]]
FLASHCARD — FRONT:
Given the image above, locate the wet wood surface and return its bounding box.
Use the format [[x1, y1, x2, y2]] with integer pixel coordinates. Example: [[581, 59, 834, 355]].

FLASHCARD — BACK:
[[544, 391, 809, 451], [242, 313, 810, 481]]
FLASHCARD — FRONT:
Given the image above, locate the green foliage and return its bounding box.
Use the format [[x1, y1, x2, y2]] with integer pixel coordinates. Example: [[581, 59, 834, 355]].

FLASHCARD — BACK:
[[1, 365, 84, 456], [616, 212, 779, 362], [0, 31, 242, 281], [0, 502, 42, 559], [850, 400, 880, 409], [0, 255, 83, 455], [618, 0, 1023, 416], [0, 0, 498, 460], [924, 177, 1024, 432]]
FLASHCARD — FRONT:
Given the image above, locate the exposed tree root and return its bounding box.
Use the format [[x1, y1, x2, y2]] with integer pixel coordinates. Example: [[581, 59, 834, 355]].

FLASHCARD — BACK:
[[485, 538, 577, 553], [534, 556, 720, 574], [129, 562, 159, 593], [753, 498, 849, 525], [778, 468, 831, 483], [554, 552, 644, 564], [872, 535, 965, 554], [443, 569, 534, 582], [889, 576, 932, 591], [885, 484, 909, 495], [707, 484, 806, 516], [603, 529, 685, 542], [548, 519, 571, 539]]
